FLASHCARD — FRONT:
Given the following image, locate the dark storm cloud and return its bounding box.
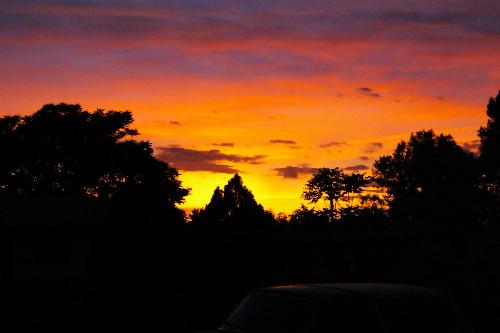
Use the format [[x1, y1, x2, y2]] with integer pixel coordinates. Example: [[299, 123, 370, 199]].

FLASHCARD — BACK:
[[344, 164, 369, 171], [274, 165, 317, 179], [356, 87, 381, 98], [364, 142, 384, 153], [156, 147, 265, 173], [270, 139, 297, 145]]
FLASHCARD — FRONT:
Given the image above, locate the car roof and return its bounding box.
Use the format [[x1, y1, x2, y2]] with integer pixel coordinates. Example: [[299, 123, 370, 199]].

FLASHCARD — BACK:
[[252, 283, 446, 301]]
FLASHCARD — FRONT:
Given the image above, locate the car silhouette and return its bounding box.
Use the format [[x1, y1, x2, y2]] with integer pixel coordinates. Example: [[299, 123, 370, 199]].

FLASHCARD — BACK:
[[203, 283, 467, 333]]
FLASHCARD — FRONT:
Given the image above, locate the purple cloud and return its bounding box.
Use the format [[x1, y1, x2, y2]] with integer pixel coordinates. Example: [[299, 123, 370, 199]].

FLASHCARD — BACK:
[[212, 142, 235, 147], [156, 147, 265, 173], [274, 165, 317, 179], [270, 139, 297, 145], [319, 141, 348, 148], [364, 142, 384, 153], [344, 164, 369, 171], [356, 87, 381, 98]]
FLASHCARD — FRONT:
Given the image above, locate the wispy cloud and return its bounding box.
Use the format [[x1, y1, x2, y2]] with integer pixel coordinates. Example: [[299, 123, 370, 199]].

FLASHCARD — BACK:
[[344, 164, 369, 171], [270, 139, 297, 145], [211, 142, 235, 147], [156, 147, 265, 173], [356, 87, 381, 98], [319, 141, 349, 148], [364, 142, 384, 153], [274, 165, 317, 179]]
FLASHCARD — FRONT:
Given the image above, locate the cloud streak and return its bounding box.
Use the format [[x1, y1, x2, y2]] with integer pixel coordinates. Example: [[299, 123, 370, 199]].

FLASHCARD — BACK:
[[274, 165, 317, 179], [356, 87, 381, 98], [364, 142, 384, 153], [319, 141, 349, 148], [212, 142, 235, 147], [344, 164, 369, 171], [270, 139, 297, 145], [156, 147, 265, 173]]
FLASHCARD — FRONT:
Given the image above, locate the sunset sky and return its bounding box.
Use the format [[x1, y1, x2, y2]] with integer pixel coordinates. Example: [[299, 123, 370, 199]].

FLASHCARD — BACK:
[[1, 0, 499, 213]]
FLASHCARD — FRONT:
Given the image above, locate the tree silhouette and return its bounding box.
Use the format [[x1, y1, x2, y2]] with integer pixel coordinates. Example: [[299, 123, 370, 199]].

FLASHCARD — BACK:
[[477, 90, 500, 222], [339, 193, 388, 227], [191, 174, 274, 227], [302, 168, 344, 222], [374, 130, 479, 226], [0, 103, 189, 211], [478, 91, 500, 189], [222, 174, 258, 215], [289, 204, 329, 226], [302, 168, 369, 222], [342, 172, 369, 206], [190, 187, 226, 226]]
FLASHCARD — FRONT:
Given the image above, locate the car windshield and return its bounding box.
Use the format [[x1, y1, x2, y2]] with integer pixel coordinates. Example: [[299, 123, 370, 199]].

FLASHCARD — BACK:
[[221, 294, 317, 333]]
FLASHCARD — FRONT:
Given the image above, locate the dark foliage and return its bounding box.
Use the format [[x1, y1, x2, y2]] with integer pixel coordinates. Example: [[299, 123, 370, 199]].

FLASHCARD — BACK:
[[478, 90, 500, 221], [190, 174, 275, 227], [289, 204, 330, 226], [374, 130, 480, 229], [0, 104, 189, 216], [302, 168, 369, 222], [479, 90, 500, 182]]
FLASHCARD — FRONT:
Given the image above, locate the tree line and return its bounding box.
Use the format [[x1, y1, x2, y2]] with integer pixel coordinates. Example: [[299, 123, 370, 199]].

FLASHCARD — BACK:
[[193, 89, 500, 233], [1, 91, 499, 230]]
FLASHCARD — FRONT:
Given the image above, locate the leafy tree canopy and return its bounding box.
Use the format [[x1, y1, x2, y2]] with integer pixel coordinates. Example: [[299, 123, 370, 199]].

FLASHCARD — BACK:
[[302, 167, 368, 222], [478, 90, 500, 184], [289, 204, 329, 226], [0, 103, 189, 210], [374, 130, 478, 224]]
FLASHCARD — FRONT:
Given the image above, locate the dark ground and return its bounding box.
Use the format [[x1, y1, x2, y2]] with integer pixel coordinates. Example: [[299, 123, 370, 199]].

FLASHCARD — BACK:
[[1, 199, 499, 333]]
